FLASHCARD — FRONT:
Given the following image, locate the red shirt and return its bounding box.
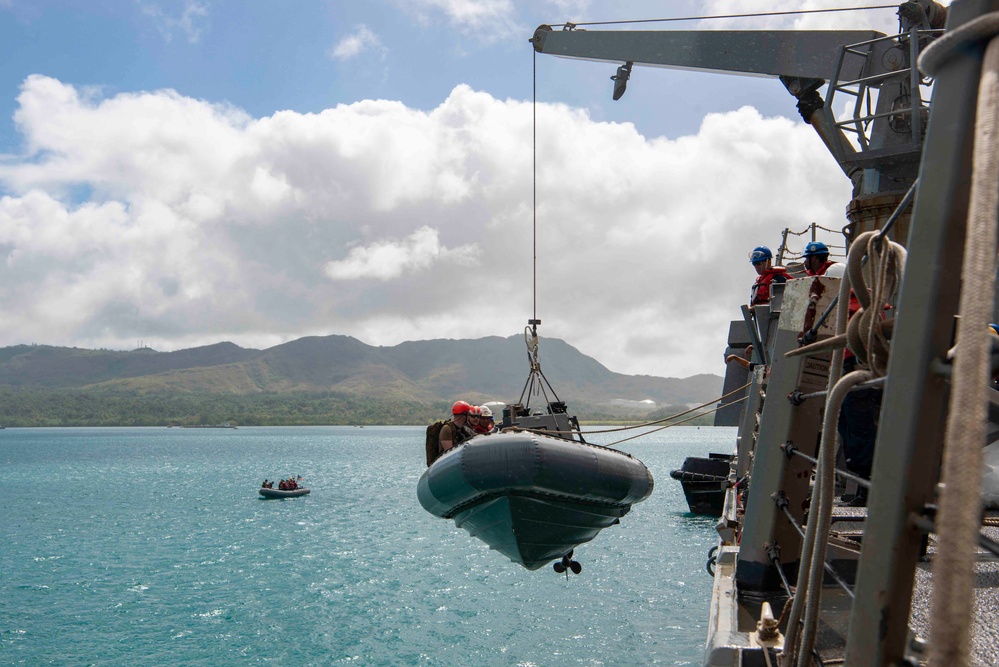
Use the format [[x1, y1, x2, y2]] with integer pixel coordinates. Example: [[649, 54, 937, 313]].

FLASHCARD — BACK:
[[750, 267, 790, 305]]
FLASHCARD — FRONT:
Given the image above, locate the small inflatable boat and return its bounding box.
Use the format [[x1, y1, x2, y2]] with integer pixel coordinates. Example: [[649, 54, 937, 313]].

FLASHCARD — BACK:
[[417, 430, 654, 570], [669, 454, 733, 516], [259, 487, 310, 499]]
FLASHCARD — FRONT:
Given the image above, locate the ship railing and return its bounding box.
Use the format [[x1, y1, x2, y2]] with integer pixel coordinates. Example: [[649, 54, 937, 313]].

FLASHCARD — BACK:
[[824, 28, 944, 159], [780, 441, 871, 494], [773, 448, 999, 578], [773, 491, 857, 601], [775, 221, 848, 267]]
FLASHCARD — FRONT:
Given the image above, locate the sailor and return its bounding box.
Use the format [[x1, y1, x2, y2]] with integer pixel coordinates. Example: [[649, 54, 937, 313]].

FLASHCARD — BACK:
[[478, 405, 496, 434], [439, 401, 474, 454], [823, 241, 883, 507], [470, 405, 495, 434], [748, 246, 790, 309], [801, 241, 845, 277]]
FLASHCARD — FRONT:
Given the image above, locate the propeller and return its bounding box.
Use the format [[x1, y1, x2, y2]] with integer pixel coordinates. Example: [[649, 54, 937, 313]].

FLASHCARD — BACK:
[[552, 550, 582, 578]]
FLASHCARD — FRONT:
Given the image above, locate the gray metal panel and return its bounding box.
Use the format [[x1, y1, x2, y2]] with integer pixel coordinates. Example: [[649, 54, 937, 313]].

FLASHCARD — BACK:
[[715, 353, 750, 427], [843, 0, 999, 662], [727, 319, 754, 348], [533, 29, 885, 80], [734, 327, 821, 590]]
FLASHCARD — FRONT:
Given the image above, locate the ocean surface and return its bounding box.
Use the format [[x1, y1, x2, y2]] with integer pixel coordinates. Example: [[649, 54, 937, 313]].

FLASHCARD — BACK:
[[1, 425, 735, 666]]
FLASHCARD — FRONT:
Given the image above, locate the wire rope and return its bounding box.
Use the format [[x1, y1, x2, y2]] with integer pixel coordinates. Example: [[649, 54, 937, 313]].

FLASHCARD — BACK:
[[512, 390, 749, 445], [574, 381, 752, 435], [550, 5, 899, 29], [532, 50, 538, 324], [601, 395, 748, 448]]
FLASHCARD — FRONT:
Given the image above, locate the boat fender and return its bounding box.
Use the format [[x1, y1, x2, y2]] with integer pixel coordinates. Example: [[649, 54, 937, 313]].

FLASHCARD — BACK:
[[705, 545, 719, 577]]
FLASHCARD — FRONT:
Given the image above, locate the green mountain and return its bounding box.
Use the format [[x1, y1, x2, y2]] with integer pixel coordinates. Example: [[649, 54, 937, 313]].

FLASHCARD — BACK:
[[0, 335, 722, 426], [0, 335, 720, 403]]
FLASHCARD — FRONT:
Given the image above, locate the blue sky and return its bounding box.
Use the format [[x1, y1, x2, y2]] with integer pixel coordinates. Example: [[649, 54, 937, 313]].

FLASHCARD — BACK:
[[0, 1, 915, 379], [0, 0, 815, 151]]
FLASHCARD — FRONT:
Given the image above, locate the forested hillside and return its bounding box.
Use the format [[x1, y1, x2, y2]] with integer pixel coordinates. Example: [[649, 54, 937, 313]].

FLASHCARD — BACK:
[[0, 335, 723, 427]]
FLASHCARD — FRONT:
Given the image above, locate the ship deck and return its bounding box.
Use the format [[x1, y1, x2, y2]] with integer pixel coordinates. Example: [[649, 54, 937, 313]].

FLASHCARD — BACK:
[[909, 520, 999, 665]]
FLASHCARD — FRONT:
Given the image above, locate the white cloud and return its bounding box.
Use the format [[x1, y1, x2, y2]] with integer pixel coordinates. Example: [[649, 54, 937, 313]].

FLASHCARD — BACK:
[[409, 0, 514, 27], [330, 25, 383, 61], [697, 1, 913, 32], [396, 0, 521, 38], [140, 0, 210, 43], [325, 226, 479, 280], [0, 75, 851, 378]]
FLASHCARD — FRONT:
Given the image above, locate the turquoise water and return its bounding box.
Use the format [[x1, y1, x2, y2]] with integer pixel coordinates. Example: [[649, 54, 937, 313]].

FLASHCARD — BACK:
[[1, 425, 734, 666]]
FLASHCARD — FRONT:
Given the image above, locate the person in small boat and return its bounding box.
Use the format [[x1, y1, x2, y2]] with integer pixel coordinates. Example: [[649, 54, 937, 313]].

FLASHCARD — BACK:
[[439, 400, 475, 454], [471, 405, 495, 434], [468, 405, 484, 434], [801, 241, 845, 278], [278, 479, 288, 490], [749, 246, 791, 310], [262, 480, 269, 488]]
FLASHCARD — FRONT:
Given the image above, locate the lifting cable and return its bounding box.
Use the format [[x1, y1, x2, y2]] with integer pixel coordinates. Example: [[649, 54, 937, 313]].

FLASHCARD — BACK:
[[550, 5, 899, 30], [532, 49, 538, 327], [528, 59, 749, 446]]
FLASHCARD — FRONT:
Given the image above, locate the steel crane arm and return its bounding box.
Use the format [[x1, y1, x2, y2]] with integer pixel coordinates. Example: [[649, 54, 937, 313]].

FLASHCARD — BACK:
[[531, 27, 887, 81]]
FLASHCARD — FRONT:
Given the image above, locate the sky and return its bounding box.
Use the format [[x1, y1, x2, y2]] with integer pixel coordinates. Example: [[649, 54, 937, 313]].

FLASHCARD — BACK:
[[0, 0, 926, 380]]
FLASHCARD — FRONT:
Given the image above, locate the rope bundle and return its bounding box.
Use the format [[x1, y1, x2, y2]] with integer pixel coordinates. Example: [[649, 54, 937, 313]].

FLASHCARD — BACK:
[[781, 237, 904, 666], [845, 232, 907, 376]]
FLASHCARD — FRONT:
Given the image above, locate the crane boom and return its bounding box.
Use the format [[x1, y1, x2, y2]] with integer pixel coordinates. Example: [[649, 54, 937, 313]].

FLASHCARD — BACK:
[[531, 20, 940, 238], [531, 28, 886, 81]]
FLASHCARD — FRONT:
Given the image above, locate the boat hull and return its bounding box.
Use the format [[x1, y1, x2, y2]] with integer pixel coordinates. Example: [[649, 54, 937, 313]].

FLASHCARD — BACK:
[[669, 454, 732, 516], [417, 431, 653, 570], [259, 487, 310, 499]]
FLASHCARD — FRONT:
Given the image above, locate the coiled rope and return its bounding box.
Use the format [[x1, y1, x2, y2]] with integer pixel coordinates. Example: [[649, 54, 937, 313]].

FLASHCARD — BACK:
[[782, 231, 906, 667], [918, 13, 999, 667]]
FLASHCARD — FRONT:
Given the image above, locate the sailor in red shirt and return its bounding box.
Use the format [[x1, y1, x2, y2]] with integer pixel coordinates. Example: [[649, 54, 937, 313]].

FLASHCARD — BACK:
[[802, 240, 879, 505], [748, 246, 790, 308], [802, 241, 845, 278]]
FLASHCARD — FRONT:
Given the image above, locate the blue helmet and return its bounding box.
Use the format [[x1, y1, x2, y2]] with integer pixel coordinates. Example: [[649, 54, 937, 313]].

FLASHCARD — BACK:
[[802, 241, 829, 258], [748, 246, 772, 264]]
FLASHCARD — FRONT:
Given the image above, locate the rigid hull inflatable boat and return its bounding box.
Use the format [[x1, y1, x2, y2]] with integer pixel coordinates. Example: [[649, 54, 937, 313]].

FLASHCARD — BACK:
[[418, 429, 653, 570], [259, 487, 311, 499]]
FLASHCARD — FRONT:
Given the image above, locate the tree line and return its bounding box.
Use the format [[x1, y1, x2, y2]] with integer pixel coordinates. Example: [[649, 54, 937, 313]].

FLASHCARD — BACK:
[[0, 389, 715, 428]]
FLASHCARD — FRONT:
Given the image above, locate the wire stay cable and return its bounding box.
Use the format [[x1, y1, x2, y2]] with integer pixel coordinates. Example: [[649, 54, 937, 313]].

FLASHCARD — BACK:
[[551, 5, 899, 29]]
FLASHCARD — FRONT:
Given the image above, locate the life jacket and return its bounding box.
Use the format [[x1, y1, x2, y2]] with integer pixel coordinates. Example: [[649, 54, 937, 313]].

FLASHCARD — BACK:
[[750, 267, 790, 305], [425, 421, 447, 466], [425, 419, 473, 466], [806, 260, 838, 277]]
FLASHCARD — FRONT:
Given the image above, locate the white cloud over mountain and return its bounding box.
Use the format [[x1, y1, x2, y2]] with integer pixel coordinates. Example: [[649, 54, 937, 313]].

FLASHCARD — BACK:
[[0, 74, 851, 378]]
